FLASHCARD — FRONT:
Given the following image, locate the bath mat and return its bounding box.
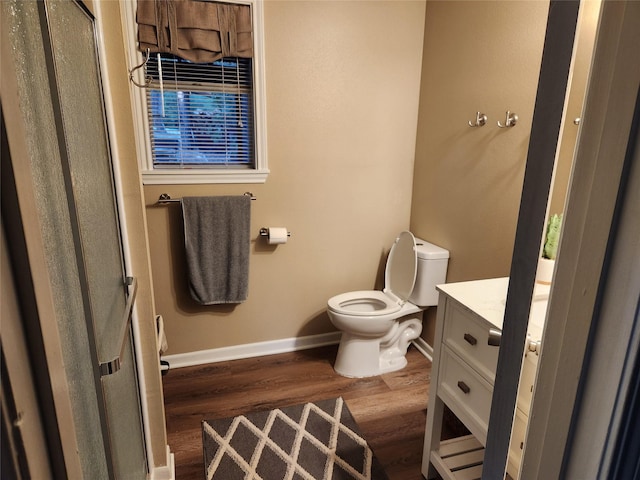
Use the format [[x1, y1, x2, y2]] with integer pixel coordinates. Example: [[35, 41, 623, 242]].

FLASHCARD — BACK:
[[202, 397, 389, 480]]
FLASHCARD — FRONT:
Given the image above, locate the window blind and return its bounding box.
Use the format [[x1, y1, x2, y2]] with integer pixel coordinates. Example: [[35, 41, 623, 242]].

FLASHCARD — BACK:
[[145, 54, 255, 168]]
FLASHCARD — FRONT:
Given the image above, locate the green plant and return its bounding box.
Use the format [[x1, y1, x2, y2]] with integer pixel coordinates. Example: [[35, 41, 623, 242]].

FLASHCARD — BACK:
[[543, 213, 563, 260]]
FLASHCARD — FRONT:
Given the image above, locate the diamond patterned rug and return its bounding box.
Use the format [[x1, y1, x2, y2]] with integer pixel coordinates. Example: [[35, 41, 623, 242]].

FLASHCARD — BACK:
[[202, 397, 389, 479]]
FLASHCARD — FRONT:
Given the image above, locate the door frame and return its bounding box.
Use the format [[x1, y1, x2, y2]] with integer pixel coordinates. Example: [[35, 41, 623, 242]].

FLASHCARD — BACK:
[[521, 1, 640, 477], [482, 1, 581, 476]]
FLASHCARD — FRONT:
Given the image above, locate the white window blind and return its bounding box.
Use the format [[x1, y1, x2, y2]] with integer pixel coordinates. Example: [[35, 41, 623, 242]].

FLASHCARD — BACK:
[[144, 54, 255, 168]]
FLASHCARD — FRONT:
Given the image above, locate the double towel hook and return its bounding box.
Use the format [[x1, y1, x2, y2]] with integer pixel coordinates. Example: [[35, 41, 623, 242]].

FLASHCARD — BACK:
[[468, 110, 519, 128]]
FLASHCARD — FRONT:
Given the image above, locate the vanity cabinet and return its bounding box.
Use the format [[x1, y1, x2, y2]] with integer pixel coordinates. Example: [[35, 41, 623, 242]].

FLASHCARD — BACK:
[[421, 277, 542, 480]]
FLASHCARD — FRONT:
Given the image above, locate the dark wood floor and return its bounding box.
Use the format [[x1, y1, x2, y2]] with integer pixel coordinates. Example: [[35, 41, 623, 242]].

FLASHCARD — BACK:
[[162, 344, 432, 479]]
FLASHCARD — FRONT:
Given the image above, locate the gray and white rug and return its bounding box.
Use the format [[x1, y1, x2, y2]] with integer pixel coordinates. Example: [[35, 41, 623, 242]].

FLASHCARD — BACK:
[[202, 397, 389, 479]]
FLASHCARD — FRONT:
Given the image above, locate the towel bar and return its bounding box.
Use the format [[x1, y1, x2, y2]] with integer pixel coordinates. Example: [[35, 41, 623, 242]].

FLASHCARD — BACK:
[[156, 192, 256, 204]]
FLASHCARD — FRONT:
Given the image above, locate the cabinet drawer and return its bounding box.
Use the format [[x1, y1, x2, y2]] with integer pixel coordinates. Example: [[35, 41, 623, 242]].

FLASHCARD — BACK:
[[443, 301, 500, 383], [439, 346, 493, 444]]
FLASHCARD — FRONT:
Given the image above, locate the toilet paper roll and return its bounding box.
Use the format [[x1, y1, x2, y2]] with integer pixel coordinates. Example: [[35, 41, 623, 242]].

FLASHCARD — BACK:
[[267, 227, 288, 245]]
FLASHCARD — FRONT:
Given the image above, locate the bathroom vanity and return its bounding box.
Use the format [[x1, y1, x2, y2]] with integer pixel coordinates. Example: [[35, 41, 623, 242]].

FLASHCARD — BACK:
[[421, 277, 548, 480]]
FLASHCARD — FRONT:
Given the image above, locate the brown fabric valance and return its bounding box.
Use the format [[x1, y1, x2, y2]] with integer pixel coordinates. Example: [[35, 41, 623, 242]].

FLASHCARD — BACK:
[[137, 0, 253, 63]]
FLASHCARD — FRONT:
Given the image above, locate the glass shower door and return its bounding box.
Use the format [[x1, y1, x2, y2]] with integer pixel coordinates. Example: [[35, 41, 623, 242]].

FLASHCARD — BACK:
[[3, 0, 147, 477], [43, 2, 147, 478]]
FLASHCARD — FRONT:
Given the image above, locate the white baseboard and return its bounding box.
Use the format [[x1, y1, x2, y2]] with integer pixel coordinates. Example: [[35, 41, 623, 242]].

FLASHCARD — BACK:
[[412, 337, 434, 362], [161, 331, 342, 369], [149, 446, 174, 480], [161, 332, 432, 370]]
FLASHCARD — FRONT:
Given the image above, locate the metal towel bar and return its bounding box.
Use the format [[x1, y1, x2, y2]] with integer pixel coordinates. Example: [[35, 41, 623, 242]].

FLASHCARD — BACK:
[[99, 276, 138, 377], [156, 192, 256, 204]]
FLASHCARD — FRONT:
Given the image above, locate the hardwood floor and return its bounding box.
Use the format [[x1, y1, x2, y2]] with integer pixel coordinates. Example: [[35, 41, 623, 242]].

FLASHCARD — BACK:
[[162, 344, 432, 479]]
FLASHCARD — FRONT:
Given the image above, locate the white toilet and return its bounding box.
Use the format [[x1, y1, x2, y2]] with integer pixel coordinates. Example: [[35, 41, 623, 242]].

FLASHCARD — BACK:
[[327, 231, 449, 378]]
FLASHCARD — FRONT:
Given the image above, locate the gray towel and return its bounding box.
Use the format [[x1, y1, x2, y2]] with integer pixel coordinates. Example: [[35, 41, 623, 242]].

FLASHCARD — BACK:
[[181, 196, 251, 304]]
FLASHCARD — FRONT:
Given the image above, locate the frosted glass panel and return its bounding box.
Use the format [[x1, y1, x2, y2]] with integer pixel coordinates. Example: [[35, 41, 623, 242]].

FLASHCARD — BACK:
[[46, 0, 126, 364], [45, 1, 146, 477], [1, 1, 109, 478]]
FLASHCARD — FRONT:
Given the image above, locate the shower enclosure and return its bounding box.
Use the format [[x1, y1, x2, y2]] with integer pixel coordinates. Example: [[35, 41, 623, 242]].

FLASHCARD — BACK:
[[2, 1, 146, 477]]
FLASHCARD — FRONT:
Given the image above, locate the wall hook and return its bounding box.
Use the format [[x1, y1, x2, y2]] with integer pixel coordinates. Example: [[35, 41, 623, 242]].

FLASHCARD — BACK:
[[497, 110, 518, 128], [468, 112, 488, 127], [129, 48, 153, 88]]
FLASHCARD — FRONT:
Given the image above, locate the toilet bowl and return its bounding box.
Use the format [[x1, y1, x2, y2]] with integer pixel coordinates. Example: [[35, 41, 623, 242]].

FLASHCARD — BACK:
[[327, 232, 449, 378]]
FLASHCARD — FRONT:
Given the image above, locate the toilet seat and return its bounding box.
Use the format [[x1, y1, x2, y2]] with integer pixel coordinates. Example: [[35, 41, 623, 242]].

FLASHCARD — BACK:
[[328, 231, 418, 317], [328, 290, 402, 316]]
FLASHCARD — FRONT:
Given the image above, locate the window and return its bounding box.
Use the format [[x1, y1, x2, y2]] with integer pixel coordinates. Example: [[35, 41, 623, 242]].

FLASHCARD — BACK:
[[146, 55, 254, 167], [123, 0, 268, 184]]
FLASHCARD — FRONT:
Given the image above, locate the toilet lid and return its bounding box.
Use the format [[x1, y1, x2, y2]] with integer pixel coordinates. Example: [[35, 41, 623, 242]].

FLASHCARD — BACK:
[[384, 231, 418, 304]]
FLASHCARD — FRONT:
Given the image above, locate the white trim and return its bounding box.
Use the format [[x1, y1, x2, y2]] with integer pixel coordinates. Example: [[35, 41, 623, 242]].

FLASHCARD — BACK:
[[161, 332, 434, 370], [120, 0, 152, 180], [565, 94, 640, 479], [162, 332, 342, 369], [121, 0, 268, 185], [149, 447, 175, 480], [140, 168, 270, 185], [412, 338, 434, 362]]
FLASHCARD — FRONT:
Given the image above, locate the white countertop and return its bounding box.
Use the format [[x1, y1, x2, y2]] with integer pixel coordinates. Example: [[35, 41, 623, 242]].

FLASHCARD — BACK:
[[437, 277, 549, 340], [438, 277, 509, 330]]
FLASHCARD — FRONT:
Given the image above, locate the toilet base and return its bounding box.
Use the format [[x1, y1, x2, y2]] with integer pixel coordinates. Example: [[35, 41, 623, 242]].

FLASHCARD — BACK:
[[333, 317, 422, 378], [379, 356, 408, 375], [334, 335, 382, 378]]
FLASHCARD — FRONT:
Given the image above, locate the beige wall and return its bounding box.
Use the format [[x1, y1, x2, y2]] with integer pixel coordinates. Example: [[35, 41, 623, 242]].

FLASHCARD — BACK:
[[410, 1, 549, 343], [144, 1, 427, 354]]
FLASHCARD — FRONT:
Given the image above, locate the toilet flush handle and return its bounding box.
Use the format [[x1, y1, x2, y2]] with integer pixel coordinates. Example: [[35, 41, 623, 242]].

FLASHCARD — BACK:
[[488, 328, 502, 347]]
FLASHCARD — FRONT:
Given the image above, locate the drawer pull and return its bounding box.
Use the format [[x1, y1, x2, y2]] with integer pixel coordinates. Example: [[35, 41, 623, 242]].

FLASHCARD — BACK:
[[457, 381, 471, 394], [463, 333, 478, 346]]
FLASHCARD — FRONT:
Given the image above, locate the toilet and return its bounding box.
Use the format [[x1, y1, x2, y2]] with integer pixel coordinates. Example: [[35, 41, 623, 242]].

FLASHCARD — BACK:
[[327, 231, 449, 378]]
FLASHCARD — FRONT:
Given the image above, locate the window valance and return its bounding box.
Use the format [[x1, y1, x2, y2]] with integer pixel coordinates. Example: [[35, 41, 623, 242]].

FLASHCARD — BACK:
[[136, 0, 253, 63]]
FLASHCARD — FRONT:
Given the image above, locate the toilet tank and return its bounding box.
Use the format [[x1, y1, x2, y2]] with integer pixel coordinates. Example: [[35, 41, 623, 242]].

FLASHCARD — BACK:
[[408, 238, 449, 307]]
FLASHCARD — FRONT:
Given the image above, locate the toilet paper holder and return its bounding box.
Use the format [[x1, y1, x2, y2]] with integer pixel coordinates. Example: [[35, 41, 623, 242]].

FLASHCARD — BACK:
[[259, 227, 291, 238]]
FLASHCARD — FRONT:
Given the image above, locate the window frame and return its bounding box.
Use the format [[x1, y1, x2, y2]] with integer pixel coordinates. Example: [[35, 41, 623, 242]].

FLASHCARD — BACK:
[[121, 0, 268, 185]]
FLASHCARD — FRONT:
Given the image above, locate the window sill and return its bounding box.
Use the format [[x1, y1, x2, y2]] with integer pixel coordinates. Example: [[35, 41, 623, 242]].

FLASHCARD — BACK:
[[141, 168, 269, 185]]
